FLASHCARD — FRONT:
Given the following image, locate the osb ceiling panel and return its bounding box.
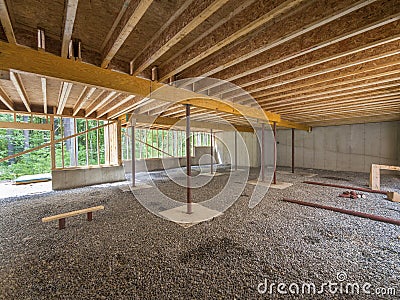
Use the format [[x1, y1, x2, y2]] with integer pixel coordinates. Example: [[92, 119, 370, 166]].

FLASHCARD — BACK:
[[6, 0, 65, 38], [73, 0, 126, 52], [115, 0, 190, 61]]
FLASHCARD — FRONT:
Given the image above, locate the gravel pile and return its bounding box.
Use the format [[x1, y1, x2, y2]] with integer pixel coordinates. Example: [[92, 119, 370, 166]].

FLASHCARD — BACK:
[[0, 167, 399, 299]]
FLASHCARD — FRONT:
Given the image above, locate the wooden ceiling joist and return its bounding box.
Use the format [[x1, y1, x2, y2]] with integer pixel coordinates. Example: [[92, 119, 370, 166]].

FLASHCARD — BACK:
[[202, 13, 400, 94], [10, 72, 30, 112], [158, 0, 307, 82], [130, 0, 230, 75], [0, 42, 309, 129], [72, 86, 96, 116], [57, 81, 73, 114], [178, 0, 380, 88], [97, 94, 135, 118], [238, 56, 400, 102], [227, 48, 400, 102], [251, 65, 400, 102], [220, 35, 400, 101], [84, 91, 120, 117], [160, 0, 258, 74], [0, 86, 14, 110], [278, 98, 400, 116], [258, 77, 400, 107], [40, 77, 47, 114], [101, 0, 153, 68], [107, 96, 147, 119], [61, 0, 79, 58], [128, 0, 195, 69], [0, 0, 16, 43]]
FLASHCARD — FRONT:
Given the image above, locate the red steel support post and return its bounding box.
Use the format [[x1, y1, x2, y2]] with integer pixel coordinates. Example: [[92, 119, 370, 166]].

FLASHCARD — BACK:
[[292, 128, 295, 174], [185, 105, 192, 214], [273, 122, 277, 185]]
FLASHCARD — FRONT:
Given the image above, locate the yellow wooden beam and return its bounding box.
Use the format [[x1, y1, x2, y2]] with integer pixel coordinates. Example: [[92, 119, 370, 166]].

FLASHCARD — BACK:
[[0, 42, 314, 129], [122, 113, 255, 133]]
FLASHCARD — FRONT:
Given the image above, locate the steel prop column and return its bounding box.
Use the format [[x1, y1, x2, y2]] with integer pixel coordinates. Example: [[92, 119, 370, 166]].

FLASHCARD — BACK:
[[261, 123, 265, 181], [234, 131, 238, 171], [273, 122, 277, 185], [210, 128, 213, 174], [185, 105, 192, 214], [292, 128, 295, 174], [130, 118, 136, 187]]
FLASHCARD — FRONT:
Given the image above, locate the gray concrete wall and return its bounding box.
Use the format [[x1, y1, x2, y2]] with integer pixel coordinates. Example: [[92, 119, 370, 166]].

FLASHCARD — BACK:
[[123, 146, 219, 173], [52, 165, 126, 190], [277, 121, 400, 173], [215, 131, 262, 167]]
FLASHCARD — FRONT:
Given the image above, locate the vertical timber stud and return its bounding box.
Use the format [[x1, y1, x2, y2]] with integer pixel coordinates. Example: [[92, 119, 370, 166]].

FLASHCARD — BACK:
[[210, 129, 213, 174], [130, 118, 136, 187], [273, 122, 277, 185], [185, 104, 192, 214], [117, 120, 122, 165], [234, 131, 238, 171], [291, 128, 295, 174], [50, 115, 56, 170], [261, 123, 265, 182]]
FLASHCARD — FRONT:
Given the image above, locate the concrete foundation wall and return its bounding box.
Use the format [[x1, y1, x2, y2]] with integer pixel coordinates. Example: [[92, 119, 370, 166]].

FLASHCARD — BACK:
[[123, 146, 219, 173], [52, 165, 126, 190], [277, 121, 400, 173], [215, 131, 261, 167]]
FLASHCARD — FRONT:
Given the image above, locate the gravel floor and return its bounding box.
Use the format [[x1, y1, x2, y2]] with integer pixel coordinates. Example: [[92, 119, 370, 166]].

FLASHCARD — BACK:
[[0, 167, 399, 299]]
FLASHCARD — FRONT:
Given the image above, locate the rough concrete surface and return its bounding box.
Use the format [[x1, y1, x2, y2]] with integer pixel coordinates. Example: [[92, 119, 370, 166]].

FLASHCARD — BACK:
[[0, 167, 399, 299]]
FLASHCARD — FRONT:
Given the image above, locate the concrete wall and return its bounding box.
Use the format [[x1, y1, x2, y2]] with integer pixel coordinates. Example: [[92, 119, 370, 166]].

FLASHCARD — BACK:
[[52, 165, 126, 190], [123, 146, 219, 173], [215, 131, 262, 167], [277, 121, 400, 173]]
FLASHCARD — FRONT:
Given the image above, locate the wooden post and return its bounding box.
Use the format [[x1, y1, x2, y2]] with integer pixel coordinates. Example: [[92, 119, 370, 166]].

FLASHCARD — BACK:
[[291, 128, 295, 174], [185, 104, 192, 214], [85, 119, 89, 166], [116, 120, 122, 165], [50, 115, 56, 170], [273, 122, 277, 185]]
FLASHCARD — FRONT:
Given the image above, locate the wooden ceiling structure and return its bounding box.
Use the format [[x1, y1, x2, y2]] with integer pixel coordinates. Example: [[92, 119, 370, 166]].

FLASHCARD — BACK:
[[0, 0, 399, 129]]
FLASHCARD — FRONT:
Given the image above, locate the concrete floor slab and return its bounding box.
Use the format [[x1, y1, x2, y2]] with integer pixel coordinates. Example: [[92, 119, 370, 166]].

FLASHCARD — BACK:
[[129, 183, 153, 191], [270, 182, 293, 189], [277, 170, 318, 177], [199, 172, 224, 177], [247, 180, 293, 189], [159, 203, 222, 227]]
